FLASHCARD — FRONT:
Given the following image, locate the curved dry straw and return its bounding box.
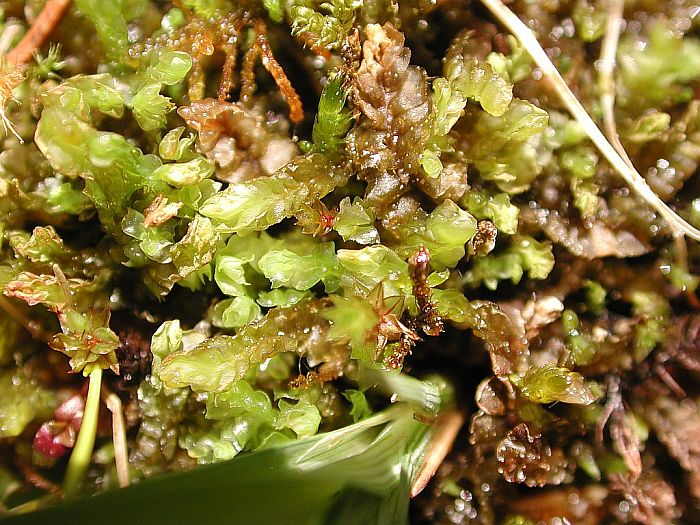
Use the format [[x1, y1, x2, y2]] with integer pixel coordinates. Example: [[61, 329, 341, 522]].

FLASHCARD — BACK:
[[479, 0, 700, 242]]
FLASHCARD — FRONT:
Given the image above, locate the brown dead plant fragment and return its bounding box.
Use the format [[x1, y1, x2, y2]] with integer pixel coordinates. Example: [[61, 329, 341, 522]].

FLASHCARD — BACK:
[[348, 23, 432, 210], [288, 365, 342, 389], [143, 195, 182, 228], [639, 396, 700, 500], [178, 98, 297, 182], [239, 38, 259, 106], [409, 247, 443, 337], [410, 409, 465, 498], [609, 406, 642, 481], [496, 423, 570, 487], [104, 392, 130, 488], [609, 471, 680, 524], [217, 43, 239, 102], [471, 220, 498, 256], [238, 20, 305, 124], [136, 12, 303, 123], [0, 59, 26, 142], [16, 459, 62, 497], [365, 283, 420, 369]]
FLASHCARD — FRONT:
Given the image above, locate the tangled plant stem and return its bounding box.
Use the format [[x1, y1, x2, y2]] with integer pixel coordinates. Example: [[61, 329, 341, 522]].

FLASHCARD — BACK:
[[479, 0, 700, 242]]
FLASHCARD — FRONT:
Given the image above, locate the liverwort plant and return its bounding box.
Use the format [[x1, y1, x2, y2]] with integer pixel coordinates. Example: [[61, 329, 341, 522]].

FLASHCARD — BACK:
[[2, 0, 700, 522]]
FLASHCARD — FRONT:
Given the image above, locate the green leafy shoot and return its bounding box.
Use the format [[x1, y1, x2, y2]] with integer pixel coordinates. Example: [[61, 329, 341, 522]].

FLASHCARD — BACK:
[[618, 22, 700, 110], [630, 290, 670, 362], [561, 309, 597, 365], [159, 299, 333, 392], [212, 296, 262, 329], [486, 35, 532, 83], [571, 0, 607, 43], [464, 235, 554, 290], [510, 364, 597, 405], [32, 44, 66, 81], [291, 0, 362, 50], [130, 51, 192, 133], [200, 153, 350, 236], [470, 99, 550, 194], [130, 84, 175, 133], [262, 0, 285, 23], [333, 197, 379, 245], [463, 190, 519, 235], [324, 295, 379, 364], [336, 245, 411, 297], [444, 38, 513, 117], [396, 201, 477, 271], [74, 0, 129, 64], [258, 242, 340, 292], [420, 77, 467, 178], [342, 389, 372, 422], [312, 74, 353, 156]]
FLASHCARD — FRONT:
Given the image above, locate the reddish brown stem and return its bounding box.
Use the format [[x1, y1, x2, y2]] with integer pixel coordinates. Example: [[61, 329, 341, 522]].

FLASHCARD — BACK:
[[217, 45, 238, 101], [6, 0, 72, 66], [254, 20, 304, 123], [16, 459, 63, 496], [239, 42, 259, 106]]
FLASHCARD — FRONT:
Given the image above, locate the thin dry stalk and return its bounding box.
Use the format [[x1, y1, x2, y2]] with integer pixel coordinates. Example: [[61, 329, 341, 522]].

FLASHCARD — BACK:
[[479, 0, 700, 242], [217, 46, 238, 101], [105, 392, 130, 488], [598, 0, 630, 165], [410, 409, 465, 498]]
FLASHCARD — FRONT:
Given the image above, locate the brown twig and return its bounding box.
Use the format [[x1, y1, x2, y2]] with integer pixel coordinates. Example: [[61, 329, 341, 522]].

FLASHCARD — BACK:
[[595, 375, 621, 445], [239, 41, 259, 106], [5, 0, 72, 66]]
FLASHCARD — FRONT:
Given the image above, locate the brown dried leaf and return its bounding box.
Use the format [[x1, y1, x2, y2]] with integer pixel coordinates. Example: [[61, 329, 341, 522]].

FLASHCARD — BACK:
[[639, 396, 700, 499], [178, 99, 298, 183], [521, 206, 650, 258], [348, 23, 432, 209], [143, 196, 182, 228], [609, 471, 680, 525], [495, 423, 571, 487], [470, 300, 528, 376], [475, 376, 512, 416]]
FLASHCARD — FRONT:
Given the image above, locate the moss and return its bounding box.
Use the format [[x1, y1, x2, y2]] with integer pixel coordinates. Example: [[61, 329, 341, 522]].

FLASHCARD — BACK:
[[2, 0, 700, 522]]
